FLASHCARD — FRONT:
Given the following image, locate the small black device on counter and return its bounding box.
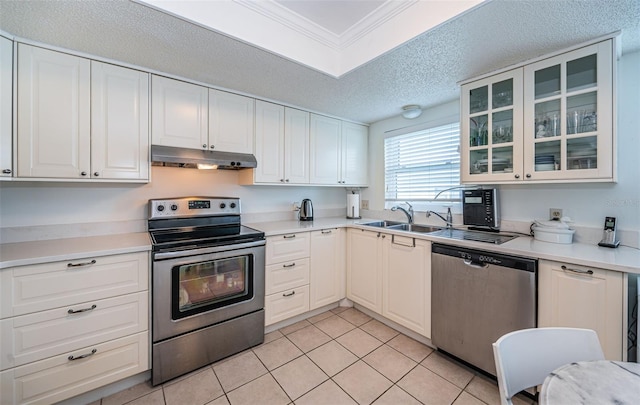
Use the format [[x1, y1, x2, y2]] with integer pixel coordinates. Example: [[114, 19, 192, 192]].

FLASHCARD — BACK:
[[299, 198, 314, 221], [598, 216, 620, 248], [462, 188, 499, 231]]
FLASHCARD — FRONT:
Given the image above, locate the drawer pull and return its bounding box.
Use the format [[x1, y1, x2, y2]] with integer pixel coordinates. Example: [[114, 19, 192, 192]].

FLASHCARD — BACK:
[[282, 263, 296, 268], [67, 259, 97, 268], [68, 348, 97, 361], [561, 265, 593, 275], [68, 304, 97, 314], [391, 235, 415, 247], [321, 230, 333, 234], [282, 291, 296, 297], [283, 234, 296, 239]]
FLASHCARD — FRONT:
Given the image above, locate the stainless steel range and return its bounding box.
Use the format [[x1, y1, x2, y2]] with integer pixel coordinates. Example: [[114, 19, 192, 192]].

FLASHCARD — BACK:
[[148, 197, 265, 385]]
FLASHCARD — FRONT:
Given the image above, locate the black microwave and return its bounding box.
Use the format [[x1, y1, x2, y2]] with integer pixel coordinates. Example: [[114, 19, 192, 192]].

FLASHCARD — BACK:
[[462, 188, 499, 230]]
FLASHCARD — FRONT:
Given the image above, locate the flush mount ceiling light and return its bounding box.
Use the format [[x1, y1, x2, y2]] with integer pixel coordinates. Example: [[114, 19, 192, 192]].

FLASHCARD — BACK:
[[402, 104, 422, 119]]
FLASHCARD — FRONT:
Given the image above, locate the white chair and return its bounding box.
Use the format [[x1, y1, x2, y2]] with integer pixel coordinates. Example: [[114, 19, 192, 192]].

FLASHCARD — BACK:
[[492, 327, 605, 405]]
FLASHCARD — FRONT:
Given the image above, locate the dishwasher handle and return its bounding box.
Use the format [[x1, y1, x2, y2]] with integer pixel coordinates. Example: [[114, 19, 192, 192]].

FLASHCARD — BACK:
[[463, 259, 489, 269]]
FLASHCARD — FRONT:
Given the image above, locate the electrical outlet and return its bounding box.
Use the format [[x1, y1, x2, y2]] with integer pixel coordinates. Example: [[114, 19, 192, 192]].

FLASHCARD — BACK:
[[361, 199, 369, 210], [549, 208, 563, 220]]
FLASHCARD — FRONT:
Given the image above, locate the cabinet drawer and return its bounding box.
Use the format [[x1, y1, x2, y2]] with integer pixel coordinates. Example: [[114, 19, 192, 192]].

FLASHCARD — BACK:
[[265, 285, 309, 326], [1, 252, 148, 318], [1, 291, 148, 370], [0, 332, 149, 405], [266, 258, 310, 295], [266, 233, 310, 264]]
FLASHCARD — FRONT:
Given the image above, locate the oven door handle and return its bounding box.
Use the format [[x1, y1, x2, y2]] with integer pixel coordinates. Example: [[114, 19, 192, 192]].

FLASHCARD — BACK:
[[153, 239, 265, 261]]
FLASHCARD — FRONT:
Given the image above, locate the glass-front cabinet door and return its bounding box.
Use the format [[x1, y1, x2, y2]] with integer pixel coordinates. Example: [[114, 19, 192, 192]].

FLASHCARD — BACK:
[[461, 69, 524, 183], [523, 41, 613, 181]]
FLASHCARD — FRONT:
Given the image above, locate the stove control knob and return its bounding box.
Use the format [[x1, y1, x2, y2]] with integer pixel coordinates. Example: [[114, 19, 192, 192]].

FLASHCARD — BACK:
[[219, 203, 226, 209], [157, 204, 165, 212], [230, 202, 237, 209], [170, 204, 178, 211]]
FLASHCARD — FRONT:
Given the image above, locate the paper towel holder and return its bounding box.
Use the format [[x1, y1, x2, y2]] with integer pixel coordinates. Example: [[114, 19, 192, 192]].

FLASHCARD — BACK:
[[347, 190, 361, 219]]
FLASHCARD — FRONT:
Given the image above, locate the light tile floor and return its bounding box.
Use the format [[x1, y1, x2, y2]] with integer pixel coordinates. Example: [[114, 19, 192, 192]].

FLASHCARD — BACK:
[[95, 308, 536, 405]]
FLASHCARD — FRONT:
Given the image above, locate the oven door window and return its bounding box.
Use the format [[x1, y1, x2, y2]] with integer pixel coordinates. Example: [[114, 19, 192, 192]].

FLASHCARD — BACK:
[[173, 255, 253, 319]]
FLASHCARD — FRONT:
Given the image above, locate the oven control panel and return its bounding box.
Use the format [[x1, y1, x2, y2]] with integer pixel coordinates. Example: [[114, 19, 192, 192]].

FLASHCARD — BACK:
[[149, 197, 241, 218]]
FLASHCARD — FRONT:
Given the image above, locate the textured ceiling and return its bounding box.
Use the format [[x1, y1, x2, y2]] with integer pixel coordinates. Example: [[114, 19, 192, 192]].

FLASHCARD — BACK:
[[1, 0, 639, 124]]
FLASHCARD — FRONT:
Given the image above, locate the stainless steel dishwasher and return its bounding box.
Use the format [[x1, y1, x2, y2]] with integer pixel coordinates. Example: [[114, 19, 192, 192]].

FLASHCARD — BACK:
[[431, 243, 537, 376]]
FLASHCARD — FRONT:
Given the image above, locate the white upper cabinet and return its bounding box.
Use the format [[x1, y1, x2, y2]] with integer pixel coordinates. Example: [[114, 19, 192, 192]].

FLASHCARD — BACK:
[[17, 44, 91, 179], [91, 61, 149, 180], [309, 114, 368, 186], [0, 36, 13, 178], [17, 44, 149, 181], [461, 39, 615, 184], [209, 89, 254, 154], [249, 101, 309, 184], [151, 75, 208, 150]]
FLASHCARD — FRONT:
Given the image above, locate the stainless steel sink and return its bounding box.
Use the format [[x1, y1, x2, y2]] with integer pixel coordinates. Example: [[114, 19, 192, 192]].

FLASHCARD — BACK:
[[359, 220, 405, 228], [386, 223, 443, 233]]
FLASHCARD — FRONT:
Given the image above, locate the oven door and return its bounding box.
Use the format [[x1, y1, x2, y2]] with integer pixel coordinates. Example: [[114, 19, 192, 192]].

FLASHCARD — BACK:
[[152, 240, 265, 342]]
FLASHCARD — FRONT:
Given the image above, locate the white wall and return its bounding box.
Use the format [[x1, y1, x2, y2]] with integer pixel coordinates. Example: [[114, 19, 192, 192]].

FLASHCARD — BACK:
[[364, 50, 640, 234], [0, 167, 347, 228]]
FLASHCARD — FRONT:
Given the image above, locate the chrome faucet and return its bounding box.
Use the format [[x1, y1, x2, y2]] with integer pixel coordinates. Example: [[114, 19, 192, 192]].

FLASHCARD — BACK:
[[391, 202, 414, 224], [427, 207, 453, 228]]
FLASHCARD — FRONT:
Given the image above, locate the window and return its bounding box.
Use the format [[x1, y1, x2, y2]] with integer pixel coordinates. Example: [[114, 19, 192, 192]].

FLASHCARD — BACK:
[[385, 122, 460, 205]]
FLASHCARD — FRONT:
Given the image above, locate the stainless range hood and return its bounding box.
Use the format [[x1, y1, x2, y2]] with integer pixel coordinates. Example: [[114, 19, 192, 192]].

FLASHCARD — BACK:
[[151, 145, 257, 170]]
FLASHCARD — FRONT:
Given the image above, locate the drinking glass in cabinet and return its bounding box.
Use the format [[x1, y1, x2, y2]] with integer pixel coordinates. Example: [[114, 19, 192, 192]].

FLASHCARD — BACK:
[[469, 86, 488, 113], [492, 79, 513, 109], [535, 65, 561, 99], [534, 99, 561, 138], [469, 150, 489, 174], [492, 110, 513, 144], [470, 116, 488, 146], [567, 92, 597, 134]]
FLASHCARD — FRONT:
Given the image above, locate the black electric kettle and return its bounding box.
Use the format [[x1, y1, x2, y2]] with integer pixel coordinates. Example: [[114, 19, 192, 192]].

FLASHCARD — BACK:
[[299, 199, 314, 221]]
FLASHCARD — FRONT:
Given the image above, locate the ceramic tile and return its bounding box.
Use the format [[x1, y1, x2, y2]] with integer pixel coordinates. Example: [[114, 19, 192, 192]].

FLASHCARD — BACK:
[[363, 344, 417, 382], [461, 375, 502, 405], [127, 389, 165, 405], [264, 330, 284, 344], [313, 315, 356, 338], [163, 368, 223, 405], [226, 374, 289, 405], [359, 319, 399, 342], [279, 319, 312, 335], [206, 395, 231, 405], [101, 381, 160, 405], [333, 361, 393, 405], [286, 324, 332, 353], [306, 310, 334, 324], [452, 391, 487, 405], [372, 385, 421, 405], [336, 308, 372, 326], [271, 356, 328, 400], [294, 380, 357, 405], [386, 334, 433, 362], [253, 335, 303, 370], [421, 351, 474, 388], [306, 341, 358, 377], [397, 364, 462, 405], [336, 328, 382, 358], [330, 306, 349, 314], [213, 351, 268, 392]]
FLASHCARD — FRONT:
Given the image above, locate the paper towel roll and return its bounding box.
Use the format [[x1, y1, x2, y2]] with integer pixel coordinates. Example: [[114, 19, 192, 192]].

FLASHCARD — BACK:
[[347, 194, 360, 219]]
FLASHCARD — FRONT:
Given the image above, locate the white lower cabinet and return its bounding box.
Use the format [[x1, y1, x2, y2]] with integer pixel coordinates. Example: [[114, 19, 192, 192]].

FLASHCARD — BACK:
[[310, 229, 345, 310], [0, 251, 150, 404], [346, 229, 383, 313], [538, 259, 624, 360], [382, 235, 431, 338], [264, 233, 310, 326], [347, 229, 431, 338]]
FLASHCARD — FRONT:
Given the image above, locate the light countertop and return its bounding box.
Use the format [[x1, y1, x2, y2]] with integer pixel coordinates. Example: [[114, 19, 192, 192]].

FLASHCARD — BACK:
[[247, 217, 640, 274], [0, 232, 151, 269]]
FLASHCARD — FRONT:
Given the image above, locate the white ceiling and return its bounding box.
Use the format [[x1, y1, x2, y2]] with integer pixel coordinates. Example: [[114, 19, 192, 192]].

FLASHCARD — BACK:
[[136, 0, 482, 77], [1, 0, 639, 124]]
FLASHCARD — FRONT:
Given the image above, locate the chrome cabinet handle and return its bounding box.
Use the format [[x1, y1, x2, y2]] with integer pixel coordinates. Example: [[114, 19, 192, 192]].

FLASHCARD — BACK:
[[463, 259, 488, 269], [68, 348, 97, 361], [2, 169, 11, 174], [283, 234, 296, 239], [514, 174, 520, 179], [81, 171, 87, 176], [68, 304, 97, 314], [210, 145, 215, 149], [526, 173, 532, 178], [203, 144, 207, 148], [282, 291, 296, 297], [391, 235, 414, 247], [93, 172, 99, 177], [285, 179, 289, 182], [321, 230, 333, 234], [561, 265, 593, 275], [67, 259, 97, 268], [280, 179, 285, 182], [282, 263, 296, 268]]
